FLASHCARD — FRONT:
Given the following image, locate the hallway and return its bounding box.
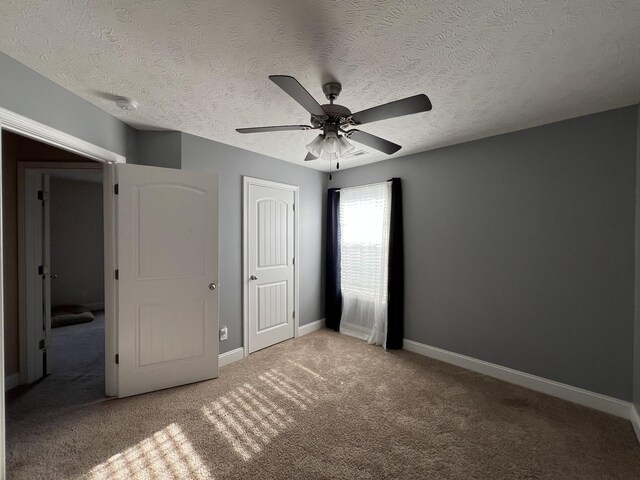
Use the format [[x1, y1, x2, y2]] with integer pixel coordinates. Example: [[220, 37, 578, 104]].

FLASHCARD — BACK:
[[6, 311, 106, 423]]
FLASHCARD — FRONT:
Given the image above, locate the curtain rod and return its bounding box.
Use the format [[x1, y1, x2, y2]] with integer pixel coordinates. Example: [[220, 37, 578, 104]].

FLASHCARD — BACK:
[[333, 179, 393, 192]]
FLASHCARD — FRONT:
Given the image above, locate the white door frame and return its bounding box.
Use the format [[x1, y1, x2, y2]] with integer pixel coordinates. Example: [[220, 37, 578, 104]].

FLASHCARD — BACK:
[[0, 106, 126, 477], [242, 176, 299, 358], [18, 163, 103, 385]]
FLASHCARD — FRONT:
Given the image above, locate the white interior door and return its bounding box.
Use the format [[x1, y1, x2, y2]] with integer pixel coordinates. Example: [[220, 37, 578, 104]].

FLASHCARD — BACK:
[[115, 164, 219, 398], [42, 174, 52, 375], [247, 181, 295, 353], [23, 170, 52, 382]]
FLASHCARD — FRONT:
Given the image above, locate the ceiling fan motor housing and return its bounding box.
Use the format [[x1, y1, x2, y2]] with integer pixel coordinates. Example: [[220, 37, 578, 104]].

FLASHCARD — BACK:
[[311, 103, 352, 128]]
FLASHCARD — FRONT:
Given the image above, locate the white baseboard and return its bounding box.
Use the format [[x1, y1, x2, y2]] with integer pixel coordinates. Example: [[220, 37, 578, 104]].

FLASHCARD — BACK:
[[403, 339, 633, 420], [224, 320, 325, 365], [219, 347, 244, 368], [4, 373, 20, 391], [631, 405, 640, 444], [299, 318, 325, 336]]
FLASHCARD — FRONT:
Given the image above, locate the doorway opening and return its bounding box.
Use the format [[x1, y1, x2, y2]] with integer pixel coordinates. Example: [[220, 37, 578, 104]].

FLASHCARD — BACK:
[[3, 131, 106, 418]]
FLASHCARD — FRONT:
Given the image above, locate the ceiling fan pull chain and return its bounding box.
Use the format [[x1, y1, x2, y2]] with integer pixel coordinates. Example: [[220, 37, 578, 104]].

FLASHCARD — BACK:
[[336, 161, 340, 170]]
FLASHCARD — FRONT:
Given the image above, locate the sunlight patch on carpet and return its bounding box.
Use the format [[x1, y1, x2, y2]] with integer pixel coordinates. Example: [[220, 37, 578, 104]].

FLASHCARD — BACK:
[[287, 359, 327, 381], [87, 423, 212, 479], [203, 366, 322, 461]]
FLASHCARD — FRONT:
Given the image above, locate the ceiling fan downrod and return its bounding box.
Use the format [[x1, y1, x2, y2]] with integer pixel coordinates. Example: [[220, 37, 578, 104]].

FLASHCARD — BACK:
[[322, 82, 342, 105]]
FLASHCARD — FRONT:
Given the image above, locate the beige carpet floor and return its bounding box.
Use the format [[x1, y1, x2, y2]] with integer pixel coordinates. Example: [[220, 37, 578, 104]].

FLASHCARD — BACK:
[[6, 329, 640, 479]]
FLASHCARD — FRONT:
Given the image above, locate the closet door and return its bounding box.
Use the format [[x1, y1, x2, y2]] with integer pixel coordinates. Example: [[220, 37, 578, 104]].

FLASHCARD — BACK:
[[246, 179, 296, 353]]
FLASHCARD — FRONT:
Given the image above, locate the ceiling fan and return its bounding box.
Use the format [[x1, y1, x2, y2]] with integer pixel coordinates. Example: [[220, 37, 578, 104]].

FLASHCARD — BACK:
[[236, 75, 432, 166]]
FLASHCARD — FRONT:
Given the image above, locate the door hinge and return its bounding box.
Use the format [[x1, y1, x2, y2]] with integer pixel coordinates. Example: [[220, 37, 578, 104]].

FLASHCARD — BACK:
[[37, 190, 49, 202], [293, 310, 295, 319], [114, 269, 119, 280], [38, 265, 44, 275], [292, 203, 295, 211], [115, 354, 119, 365], [114, 184, 119, 195], [38, 339, 45, 350], [292, 257, 295, 265]]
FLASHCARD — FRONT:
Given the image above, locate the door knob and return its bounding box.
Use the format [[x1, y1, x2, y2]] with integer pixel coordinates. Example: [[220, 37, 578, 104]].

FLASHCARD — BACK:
[[50, 274, 58, 279], [250, 275, 258, 281], [209, 283, 217, 290]]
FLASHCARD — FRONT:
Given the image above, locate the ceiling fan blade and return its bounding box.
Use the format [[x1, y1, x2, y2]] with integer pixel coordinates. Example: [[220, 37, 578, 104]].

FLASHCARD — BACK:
[[350, 94, 432, 125], [347, 129, 402, 155], [236, 125, 313, 134], [304, 152, 318, 161], [269, 75, 327, 119]]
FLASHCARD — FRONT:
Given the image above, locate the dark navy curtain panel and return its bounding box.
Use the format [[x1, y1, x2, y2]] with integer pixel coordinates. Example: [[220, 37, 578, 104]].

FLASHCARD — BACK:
[[325, 188, 342, 331], [386, 178, 404, 349]]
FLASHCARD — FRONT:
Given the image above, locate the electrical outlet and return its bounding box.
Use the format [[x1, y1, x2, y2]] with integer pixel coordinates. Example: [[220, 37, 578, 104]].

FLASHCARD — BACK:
[[219, 326, 228, 341]]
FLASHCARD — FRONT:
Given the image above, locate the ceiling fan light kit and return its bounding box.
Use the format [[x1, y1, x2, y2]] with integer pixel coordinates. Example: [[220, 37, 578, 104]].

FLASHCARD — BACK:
[[236, 75, 432, 174]]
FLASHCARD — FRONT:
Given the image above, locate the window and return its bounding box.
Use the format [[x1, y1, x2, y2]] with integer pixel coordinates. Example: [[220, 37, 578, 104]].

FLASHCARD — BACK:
[[338, 182, 391, 345]]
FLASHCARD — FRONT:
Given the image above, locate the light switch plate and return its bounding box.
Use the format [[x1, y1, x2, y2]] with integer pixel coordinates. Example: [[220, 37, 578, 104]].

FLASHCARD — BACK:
[[219, 326, 228, 341]]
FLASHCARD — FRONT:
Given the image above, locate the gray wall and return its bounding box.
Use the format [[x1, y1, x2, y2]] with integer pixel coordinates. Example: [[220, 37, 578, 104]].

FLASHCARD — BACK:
[[635, 103, 640, 412], [181, 133, 326, 354], [332, 106, 638, 401], [50, 177, 104, 308], [0, 53, 136, 162], [136, 131, 182, 169]]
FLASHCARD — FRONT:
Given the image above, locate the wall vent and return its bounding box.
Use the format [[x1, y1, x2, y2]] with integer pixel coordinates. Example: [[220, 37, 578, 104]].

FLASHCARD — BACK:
[[344, 150, 366, 158]]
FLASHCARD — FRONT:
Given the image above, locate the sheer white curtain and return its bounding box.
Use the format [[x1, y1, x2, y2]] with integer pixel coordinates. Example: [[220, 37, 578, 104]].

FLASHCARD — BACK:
[[339, 182, 392, 348]]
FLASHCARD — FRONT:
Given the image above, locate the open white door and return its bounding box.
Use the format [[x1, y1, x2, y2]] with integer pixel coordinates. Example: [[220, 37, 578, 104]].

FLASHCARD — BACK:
[[115, 164, 219, 398], [42, 174, 52, 375], [23, 170, 53, 381]]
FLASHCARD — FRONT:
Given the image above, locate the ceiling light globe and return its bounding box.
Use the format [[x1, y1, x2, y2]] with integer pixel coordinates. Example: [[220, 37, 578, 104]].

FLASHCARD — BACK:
[[306, 134, 324, 157], [323, 132, 340, 154], [338, 136, 355, 157]]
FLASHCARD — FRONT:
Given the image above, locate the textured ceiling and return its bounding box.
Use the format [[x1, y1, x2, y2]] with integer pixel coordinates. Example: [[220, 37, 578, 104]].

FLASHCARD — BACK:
[[1, 1, 639, 171]]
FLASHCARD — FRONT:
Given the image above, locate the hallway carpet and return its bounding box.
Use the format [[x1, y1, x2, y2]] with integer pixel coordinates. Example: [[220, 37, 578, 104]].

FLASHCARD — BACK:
[[6, 329, 640, 479], [6, 311, 105, 424]]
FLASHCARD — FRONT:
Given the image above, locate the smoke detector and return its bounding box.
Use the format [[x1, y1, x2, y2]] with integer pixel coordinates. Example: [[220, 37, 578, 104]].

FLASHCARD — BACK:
[[115, 96, 138, 111]]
